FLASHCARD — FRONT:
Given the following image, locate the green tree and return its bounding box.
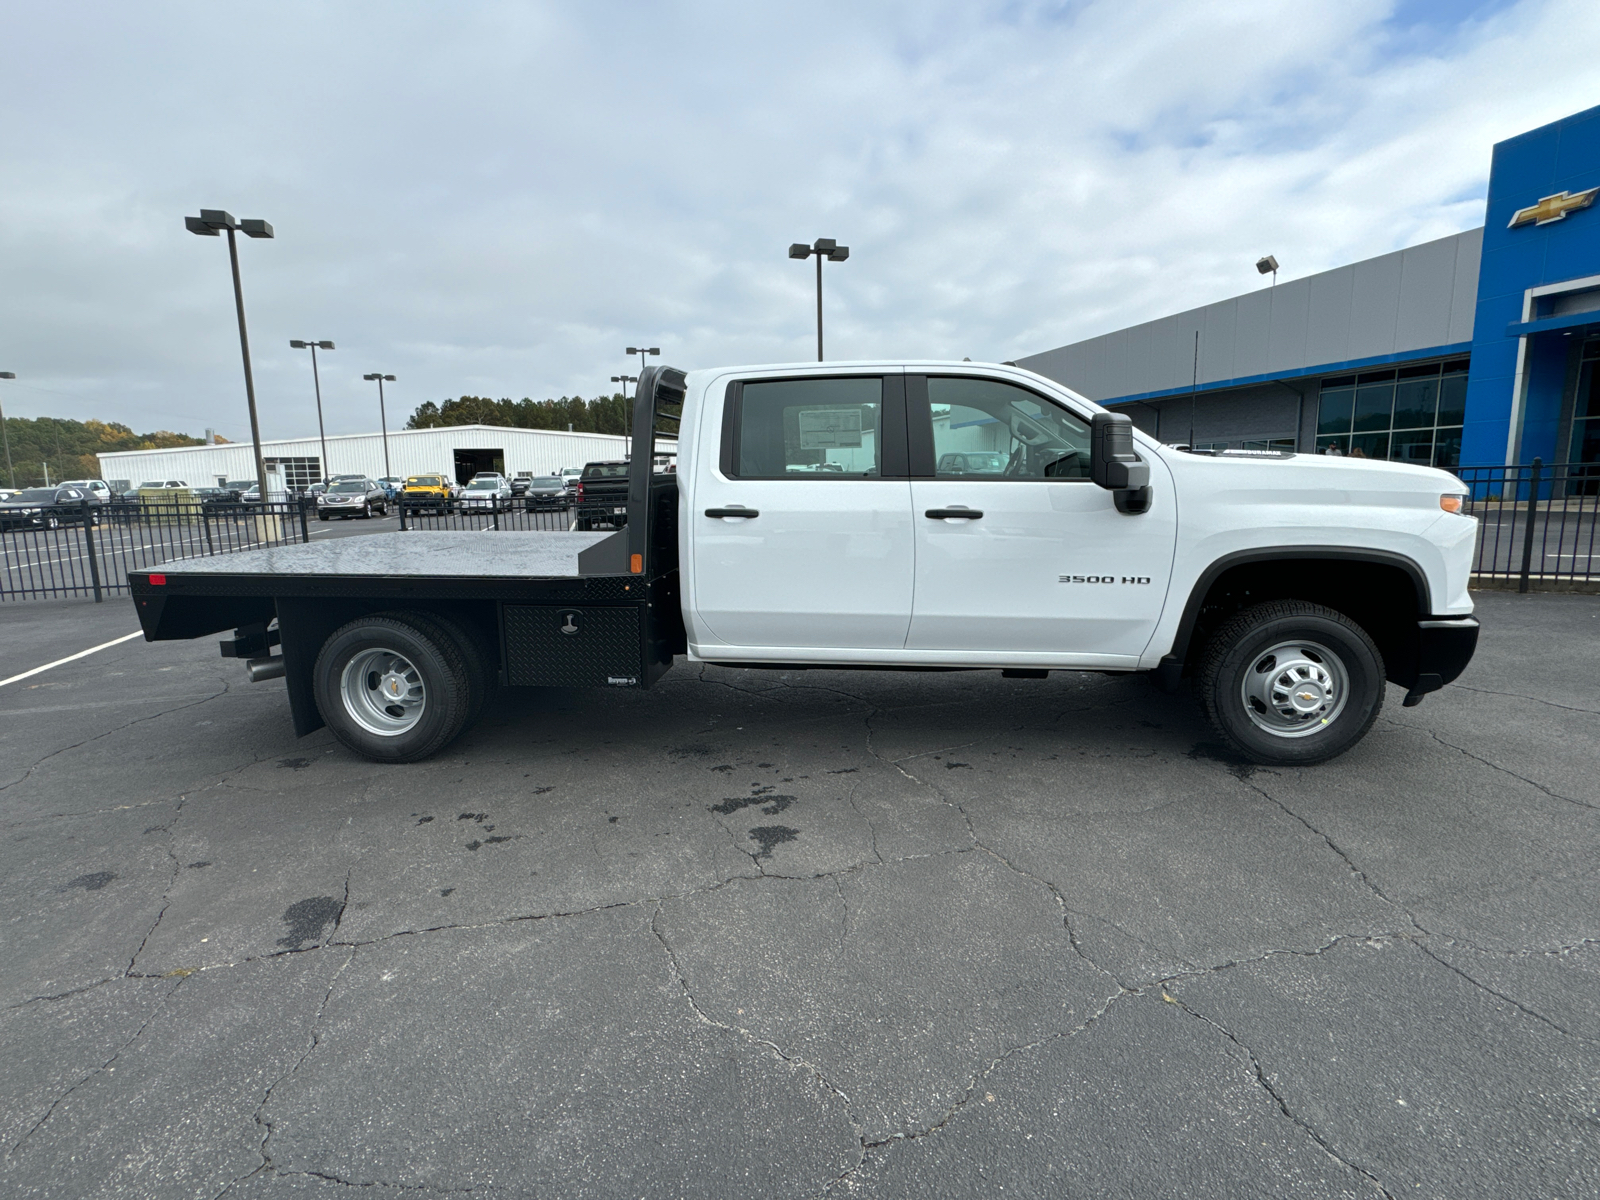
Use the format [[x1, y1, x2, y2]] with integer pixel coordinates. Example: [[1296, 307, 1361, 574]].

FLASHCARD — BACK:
[[405, 393, 631, 436], [0, 416, 206, 488]]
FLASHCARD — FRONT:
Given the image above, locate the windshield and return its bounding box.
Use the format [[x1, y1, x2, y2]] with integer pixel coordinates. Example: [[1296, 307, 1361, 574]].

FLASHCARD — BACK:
[[137, 481, 165, 488], [583, 464, 628, 478], [405, 477, 442, 486], [528, 477, 561, 486], [12, 489, 56, 502], [330, 481, 368, 493], [465, 480, 498, 491]]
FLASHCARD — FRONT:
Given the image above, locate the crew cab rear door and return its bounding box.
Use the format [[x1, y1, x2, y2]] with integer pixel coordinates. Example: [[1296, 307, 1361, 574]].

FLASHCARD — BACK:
[[690, 371, 914, 650], [905, 372, 1177, 661]]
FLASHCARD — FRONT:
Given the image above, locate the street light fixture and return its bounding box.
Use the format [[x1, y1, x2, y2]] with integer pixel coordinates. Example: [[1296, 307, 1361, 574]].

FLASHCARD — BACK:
[[788, 238, 850, 361], [611, 374, 638, 397], [0, 372, 15, 488], [1256, 255, 1279, 286], [289, 340, 335, 482], [186, 209, 274, 497], [362, 374, 397, 479]]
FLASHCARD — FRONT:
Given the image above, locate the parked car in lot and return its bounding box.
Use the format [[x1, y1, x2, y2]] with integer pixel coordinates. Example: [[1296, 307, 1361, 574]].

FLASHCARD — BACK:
[[123, 479, 189, 501], [557, 466, 583, 494], [400, 474, 453, 510], [0, 485, 105, 529], [58, 479, 115, 503], [520, 476, 567, 509], [316, 478, 389, 520], [573, 460, 630, 530], [377, 477, 403, 500], [458, 477, 513, 509], [192, 486, 240, 509]]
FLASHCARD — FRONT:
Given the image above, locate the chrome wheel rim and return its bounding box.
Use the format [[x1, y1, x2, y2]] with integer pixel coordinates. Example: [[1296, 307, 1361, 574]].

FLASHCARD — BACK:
[[340, 647, 426, 736], [1240, 639, 1348, 739]]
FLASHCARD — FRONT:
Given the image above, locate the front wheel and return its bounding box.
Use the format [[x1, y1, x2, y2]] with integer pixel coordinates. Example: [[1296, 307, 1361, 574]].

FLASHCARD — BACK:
[[44, 514, 61, 530], [313, 613, 478, 763], [1198, 600, 1385, 766]]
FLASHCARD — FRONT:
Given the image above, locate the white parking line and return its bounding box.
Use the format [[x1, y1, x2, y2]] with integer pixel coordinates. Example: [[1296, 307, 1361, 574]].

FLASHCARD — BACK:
[[0, 630, 144, 689]]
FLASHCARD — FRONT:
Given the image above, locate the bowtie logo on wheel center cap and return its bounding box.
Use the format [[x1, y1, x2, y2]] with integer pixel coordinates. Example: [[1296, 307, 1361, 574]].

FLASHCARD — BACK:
[[1290, 682, 1326, 712], [382, 673, 406, 699]]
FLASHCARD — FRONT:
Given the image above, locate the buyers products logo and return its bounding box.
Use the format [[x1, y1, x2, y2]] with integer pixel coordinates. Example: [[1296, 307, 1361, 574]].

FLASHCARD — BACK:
[[1059, 575, 1151, 584]]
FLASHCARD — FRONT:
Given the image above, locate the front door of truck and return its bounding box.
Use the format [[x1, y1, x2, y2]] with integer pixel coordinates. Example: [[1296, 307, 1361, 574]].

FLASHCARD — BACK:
[[691, 373, 914, 650], [905, 374, 1176, 661]]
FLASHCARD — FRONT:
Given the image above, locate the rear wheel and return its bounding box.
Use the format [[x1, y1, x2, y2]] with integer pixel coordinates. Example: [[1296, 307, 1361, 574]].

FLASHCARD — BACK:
[[313, 613, 479, 763], [44, 514, 60, 530], [1198, 600, 1385, 766]]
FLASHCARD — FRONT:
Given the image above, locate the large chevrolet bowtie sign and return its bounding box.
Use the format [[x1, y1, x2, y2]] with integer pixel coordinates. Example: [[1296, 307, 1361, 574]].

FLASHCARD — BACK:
[[1508, 187, 1599, 228]]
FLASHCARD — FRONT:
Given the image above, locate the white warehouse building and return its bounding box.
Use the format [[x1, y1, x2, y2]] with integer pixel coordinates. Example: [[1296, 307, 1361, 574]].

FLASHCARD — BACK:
[[97, 425, 663, 493]]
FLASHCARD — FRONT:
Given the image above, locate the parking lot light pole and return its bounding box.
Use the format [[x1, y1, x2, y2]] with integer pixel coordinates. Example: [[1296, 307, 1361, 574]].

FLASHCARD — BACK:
[[290, 340, 335, 481], [788, 239, 849, 361], [187, 210, 274, 496], [363, 374, 396, 479], [610, 374, 638, 437], [0, 372, 15, 488]]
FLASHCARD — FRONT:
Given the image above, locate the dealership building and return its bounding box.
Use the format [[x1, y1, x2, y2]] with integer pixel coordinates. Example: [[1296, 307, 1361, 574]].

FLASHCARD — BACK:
[[98, 425, 646, 493], [1018, 104, 1600, 472]]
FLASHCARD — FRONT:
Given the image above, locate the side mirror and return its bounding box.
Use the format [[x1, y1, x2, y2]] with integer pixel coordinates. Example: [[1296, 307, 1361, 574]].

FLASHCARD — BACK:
[[1090, 412, 1151, 513]]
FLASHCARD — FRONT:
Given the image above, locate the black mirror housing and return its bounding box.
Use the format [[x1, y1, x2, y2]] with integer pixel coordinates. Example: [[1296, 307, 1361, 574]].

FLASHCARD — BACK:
[[1091, 412, 1152, 513], [1090, 412, 1149, 489]]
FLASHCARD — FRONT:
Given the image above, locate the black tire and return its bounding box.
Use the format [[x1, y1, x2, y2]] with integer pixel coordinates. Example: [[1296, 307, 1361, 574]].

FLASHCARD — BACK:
[[574, 516, 592, 531], [361, 502, 372, 519], [423, 611, 497, 725], [313, 613, 477, 763], [318, 512, 330, 521], [44, 514, 60, 530], [1198, 600, 1385, 766]]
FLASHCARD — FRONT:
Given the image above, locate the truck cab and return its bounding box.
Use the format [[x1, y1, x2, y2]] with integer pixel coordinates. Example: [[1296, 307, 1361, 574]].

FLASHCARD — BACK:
[[129, 361, 1478, 767]]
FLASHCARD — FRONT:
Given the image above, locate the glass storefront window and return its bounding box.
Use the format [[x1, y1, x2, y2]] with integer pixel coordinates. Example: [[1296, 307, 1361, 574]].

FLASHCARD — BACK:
[[1353, 371, 1396, 431], [1316, 358, 1467, 470]]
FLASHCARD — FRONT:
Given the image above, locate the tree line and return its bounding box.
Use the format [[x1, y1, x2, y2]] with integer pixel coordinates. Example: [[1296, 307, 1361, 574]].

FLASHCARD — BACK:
[[1, 417, 209, 488], [404, 393, 631, 436]]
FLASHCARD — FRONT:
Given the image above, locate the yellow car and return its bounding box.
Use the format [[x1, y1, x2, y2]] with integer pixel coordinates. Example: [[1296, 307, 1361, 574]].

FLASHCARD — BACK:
[[401, 474, 453, 511]]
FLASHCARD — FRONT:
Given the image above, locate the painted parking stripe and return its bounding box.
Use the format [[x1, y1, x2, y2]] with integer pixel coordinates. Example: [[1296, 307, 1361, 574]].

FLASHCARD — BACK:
[[0, 630, 143, 689]]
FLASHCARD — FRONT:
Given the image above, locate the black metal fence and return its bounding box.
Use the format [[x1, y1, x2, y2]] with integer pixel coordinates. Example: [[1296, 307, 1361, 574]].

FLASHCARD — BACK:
[[8, 468, 1596, 603], [1, 500, 311, 602], [395, 498, 573, 532], [1459, 460, 1599, 590]]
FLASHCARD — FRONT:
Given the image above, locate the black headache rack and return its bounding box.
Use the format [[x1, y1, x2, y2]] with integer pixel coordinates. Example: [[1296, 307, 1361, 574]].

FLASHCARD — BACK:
[[128, 367, 688, 735]]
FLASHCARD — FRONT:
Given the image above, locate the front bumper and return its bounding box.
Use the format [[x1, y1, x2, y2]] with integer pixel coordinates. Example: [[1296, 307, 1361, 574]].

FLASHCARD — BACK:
[[1403, 616, 1480, 706]]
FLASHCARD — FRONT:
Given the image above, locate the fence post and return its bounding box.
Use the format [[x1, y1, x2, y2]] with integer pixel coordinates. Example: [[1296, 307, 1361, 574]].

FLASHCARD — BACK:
[[492, 500, 500, 532], [299, 495, 310, 543], [398, 498, 407, 531], [1518, 458, 1542, 594], [80, 500, 104, 603]]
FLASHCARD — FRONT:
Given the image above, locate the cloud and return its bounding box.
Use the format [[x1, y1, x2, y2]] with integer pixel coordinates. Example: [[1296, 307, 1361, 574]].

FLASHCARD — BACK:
[[0, 0, 1595, 440]]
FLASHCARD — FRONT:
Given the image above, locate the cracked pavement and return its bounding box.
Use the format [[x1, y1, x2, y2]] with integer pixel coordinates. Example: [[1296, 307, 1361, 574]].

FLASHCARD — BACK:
[[1, 590, 1596, 1198]]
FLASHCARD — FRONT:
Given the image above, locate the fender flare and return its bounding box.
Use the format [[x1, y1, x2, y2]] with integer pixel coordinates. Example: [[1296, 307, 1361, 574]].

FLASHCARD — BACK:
[[1158, 546, 1433, 679]]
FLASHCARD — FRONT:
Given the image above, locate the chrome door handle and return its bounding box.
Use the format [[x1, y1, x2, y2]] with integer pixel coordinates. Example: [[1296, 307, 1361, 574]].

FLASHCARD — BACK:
[[924, 508, 983, 519], [705, 507, 759, 518]]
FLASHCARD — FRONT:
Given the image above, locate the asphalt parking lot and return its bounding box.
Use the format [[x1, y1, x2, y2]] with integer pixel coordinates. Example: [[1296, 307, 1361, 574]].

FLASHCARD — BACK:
[[1, 590, 1596, 1198]]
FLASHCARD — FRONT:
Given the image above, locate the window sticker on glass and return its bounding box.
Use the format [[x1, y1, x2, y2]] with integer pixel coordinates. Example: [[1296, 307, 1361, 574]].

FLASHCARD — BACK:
[[798, 408, 864, 449]]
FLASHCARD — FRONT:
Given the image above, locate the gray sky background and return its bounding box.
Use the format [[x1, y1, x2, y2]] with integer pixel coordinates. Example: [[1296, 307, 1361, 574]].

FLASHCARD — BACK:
[[2, 0, 1596, 440]]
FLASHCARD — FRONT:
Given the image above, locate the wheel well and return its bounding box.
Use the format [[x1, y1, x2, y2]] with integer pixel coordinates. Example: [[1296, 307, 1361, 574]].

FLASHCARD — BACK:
[[1180, 557, 1424, 687]]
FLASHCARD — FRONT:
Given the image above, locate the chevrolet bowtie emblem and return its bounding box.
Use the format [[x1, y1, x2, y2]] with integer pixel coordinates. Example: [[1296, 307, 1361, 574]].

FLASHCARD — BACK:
[[1508, 187, 1599, 229]]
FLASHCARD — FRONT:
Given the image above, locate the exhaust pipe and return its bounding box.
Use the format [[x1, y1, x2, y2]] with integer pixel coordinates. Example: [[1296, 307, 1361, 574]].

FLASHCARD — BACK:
[[245, 655, 286, 682]]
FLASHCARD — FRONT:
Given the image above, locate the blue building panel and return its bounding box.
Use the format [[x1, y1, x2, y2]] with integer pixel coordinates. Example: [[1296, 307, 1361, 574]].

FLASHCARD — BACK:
[[1463, 103, 1600, 465]]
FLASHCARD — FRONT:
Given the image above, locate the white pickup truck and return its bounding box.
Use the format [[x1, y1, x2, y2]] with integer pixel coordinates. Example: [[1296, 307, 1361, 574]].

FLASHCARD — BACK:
[[130, 361, 1479, 766]]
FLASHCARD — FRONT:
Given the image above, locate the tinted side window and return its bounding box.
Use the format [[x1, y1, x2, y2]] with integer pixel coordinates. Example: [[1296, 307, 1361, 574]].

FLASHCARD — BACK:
[[734, 377, 883, 477], [927, 377, 1090, 480]]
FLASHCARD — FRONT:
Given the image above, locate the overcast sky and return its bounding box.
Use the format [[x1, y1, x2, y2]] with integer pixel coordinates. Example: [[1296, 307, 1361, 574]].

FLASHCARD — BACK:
[[1, 0, 1596, 441]]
